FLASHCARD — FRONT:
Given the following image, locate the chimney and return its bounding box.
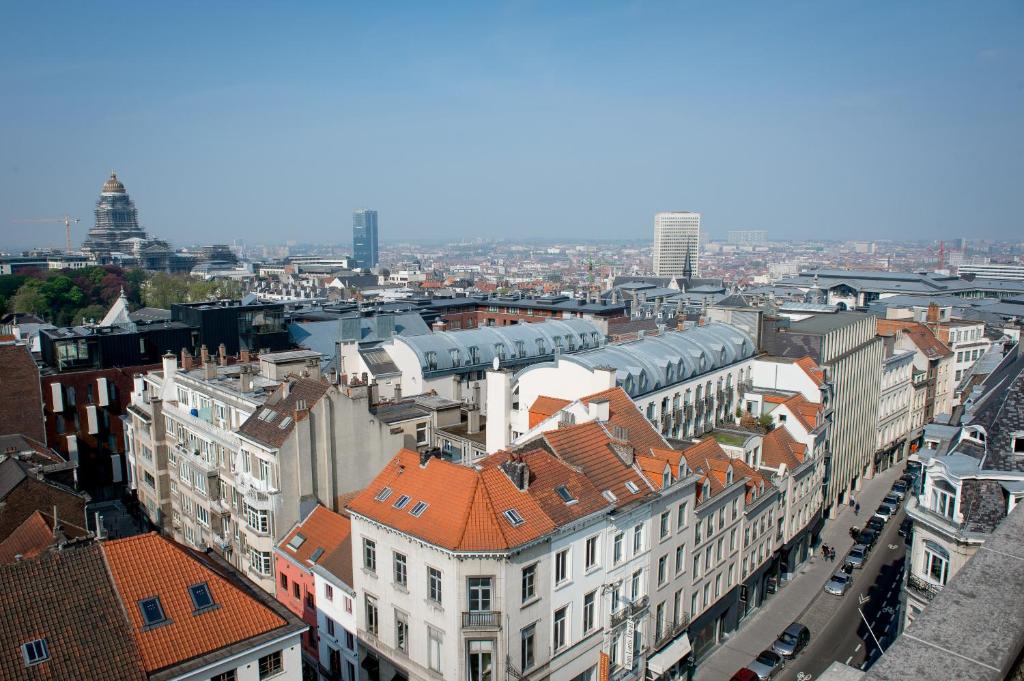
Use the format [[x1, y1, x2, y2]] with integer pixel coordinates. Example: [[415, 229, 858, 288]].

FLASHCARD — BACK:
[[239, 365, 253, 392], [218, 343, 227, 366], [927, 302, 940, 323], [419, 448, 442, 467], [180, 348, 193, 371], [161, 352, 177, 379], [200, 344, 210, 365], [294, 398, 309, 422], [203, 361, 217, 380], [394, 383, 402, 400], [467, 406, 481, 435], [588, 398, 610, 422], [368, 380, 380, 405], [240, 349, 250, 363], [94, 511, 104, 540], [500, 457, 530, 491]]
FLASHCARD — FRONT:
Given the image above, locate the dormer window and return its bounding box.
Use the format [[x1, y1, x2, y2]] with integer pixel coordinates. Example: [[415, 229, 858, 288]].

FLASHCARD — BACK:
[[702, 480, 711, 499], [662, 469, 672, 488], [449, 349, 461, 367], [726, 467, 734, 485]]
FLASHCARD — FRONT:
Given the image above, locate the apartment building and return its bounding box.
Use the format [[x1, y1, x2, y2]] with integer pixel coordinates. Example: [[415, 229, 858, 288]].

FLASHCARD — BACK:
[[929, 319, 991, 388], [490, 322, 757, 452], [763, 313, 883, 516], [903, 343, 1024, 627], [311, 523, 360, 681], [125, 349, 415, 592], [876, 319, 955, 427], [876, 348, 914, 471]]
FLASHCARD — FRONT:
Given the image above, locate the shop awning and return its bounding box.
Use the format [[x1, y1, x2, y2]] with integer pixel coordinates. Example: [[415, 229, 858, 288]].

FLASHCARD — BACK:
[[646, 633, 692, 675]]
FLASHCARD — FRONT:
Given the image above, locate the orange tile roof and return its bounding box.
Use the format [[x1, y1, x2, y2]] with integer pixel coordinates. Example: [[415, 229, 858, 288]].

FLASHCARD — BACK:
[[529, 395, 571, 428], [795, 356, 825, 386], [102, 533, 288, 672], [0, 510, 52, 563], [278, 505, 351, 571], [347, 448, 608, 552], [876, 319, 952, 359], [680, 438, 771, 503], [767, 393, 820, 432], [579, 386, 670, 453], [541, 420, 653, 506], [761, 427, 807, 470]]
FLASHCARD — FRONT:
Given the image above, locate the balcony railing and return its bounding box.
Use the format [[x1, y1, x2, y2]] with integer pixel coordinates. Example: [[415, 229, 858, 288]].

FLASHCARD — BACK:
[[653, 612, 690, 649], [462, 610, 501, 629], [907, 573, 943, 602], [610, 595, 650, 628]]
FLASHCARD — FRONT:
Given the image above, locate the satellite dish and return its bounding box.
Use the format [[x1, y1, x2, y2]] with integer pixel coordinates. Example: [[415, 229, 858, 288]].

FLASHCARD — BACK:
[[492, 356, 500, 371]]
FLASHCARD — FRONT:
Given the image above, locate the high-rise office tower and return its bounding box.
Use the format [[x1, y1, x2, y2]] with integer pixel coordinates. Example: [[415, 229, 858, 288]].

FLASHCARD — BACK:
[[352, 209, 379, 269], [653, 211, 700, 277]]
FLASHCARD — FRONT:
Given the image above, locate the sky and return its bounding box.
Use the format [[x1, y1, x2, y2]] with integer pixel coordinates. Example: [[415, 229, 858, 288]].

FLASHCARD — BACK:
[[1, 1, 1021, 249]]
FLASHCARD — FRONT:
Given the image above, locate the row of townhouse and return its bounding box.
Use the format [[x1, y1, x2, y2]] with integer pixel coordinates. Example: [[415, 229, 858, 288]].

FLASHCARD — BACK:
[[273, 383, 827, 681], [124, 347, 482, 592], [902, 340, 1024, 628]]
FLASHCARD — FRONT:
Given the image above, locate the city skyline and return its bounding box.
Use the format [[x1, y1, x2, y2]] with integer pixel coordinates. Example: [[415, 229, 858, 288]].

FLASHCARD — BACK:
[[2, 2, 1022, 249]]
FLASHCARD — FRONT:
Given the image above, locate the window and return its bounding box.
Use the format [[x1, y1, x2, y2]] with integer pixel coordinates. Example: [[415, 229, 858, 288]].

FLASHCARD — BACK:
[[730, 528, 738, 552], [428, 626, 443, 672], [395, 611, 409, 653], [631, 569, 642, 600], [553, 606, 568, 650], [410, 501, 429, 517], [585, 536, 598, 570], [692, 553, 701, 580], [393, 494, 410, 509], [613, 532, 624, 564], [583, 590, 596, 632], [365, 596, 379, 636], [633, 524, 643, 552], [326, 617, 336, 637], [244, 504, 269, 534], [932, 481, 956, 520], [196, 505, 210, 527], [188, 582, 215, 611], [625, 480, 640, 494], [504, 509, 525, 526], [658, 555, 668, 585], [211, 671, 236, 681], [660, 511, 671, 539], [675, 545, 685, 574], [21, 639, 49, 666], [258, 651, 282, 679], [924, 542, 950, 585], [522, 563, 537, 602], [393, 552, 407, 587], [468, 577, 493, 612], [363, 539, 376, 572], [521, 625, 536, 670], [292, 582, 300, 600], [428, 567, 443, 604], [324, 583, 334, 601], [556, 485, 576, 504], [656, 601, 666, 640], [279, 573, 288, 589], [416, 422, 428, 446], [691, 592, 700, 616], [374, 486, 393, 502], [555, 549, 569, 584], [138, 596, 167, 627]]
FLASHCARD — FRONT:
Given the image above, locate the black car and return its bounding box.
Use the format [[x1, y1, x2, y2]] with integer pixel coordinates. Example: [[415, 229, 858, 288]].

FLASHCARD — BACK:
[[899, 518, 913, 537], [859, 528, 879, 548], [866, 516, 885, 533]]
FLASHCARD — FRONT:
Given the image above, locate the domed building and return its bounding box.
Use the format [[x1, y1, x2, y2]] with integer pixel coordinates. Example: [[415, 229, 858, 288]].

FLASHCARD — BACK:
[[81, 172, 156, 260]]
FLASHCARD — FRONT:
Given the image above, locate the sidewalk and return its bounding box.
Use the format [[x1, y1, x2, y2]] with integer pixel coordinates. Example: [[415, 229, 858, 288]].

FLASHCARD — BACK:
[[693, 464, 905, 681]]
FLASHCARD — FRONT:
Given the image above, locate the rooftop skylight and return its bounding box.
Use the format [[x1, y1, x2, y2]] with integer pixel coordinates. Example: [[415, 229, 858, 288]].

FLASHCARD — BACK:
[[503, 509, 525, 526], [188, 583, 215, 612], [287, 533, 306, 550], [374, 487, 393, 502], [555, 485, 577, 504], [409, 501, 428, 517], [138, 596, 167, 628]]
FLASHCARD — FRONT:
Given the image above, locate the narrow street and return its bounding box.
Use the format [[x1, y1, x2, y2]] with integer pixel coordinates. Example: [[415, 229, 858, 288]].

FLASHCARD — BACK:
[[781, 504, 907, 680]]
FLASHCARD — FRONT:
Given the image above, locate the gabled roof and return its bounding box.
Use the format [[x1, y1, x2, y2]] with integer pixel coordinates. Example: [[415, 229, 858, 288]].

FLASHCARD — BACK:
[[237, 377, 330, 448], [579, 386, 671, 453], [876, 319, 953, 359], [765, 393, 820, 432], [540, 420, 654, 507], [278, 505, 351, 573], [0, 543, 147, 680], [0, 460, 89, 541], [761, 427, 807, 470], [528, 396, 571, 428], [795, 356, 825, 386], [0, 511, 53, 564], [347, 448, 608, 552], [102, 533, 290, 673]]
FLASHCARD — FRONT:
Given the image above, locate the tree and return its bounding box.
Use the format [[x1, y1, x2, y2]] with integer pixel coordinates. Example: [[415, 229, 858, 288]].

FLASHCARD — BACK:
[[9, 280, 49, 318], [74, 304, 109, 326], [142, 274, 243, 309]]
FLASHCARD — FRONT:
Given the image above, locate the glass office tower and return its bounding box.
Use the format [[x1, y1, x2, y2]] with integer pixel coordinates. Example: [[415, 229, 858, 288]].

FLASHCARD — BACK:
[[352, 209, 379, 269]]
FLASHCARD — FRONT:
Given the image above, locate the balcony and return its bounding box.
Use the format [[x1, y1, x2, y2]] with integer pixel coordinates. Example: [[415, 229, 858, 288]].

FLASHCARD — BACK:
[[610, 595, 650, 628], [462, 610, 501, 629], [906, 573, 942, 602], [653, 613, 690, 649]]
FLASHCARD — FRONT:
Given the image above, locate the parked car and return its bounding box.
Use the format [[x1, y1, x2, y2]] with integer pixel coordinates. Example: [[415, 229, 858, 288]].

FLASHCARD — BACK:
[[772, 622, 811, 658], [825, 570, 853, 596], [892, 481, 908, 500], [859, 528, 879, 548], [866, 516, 885, 533], [884, 493, 901, 507], [846, 544, 869, 568], [899, 517, 913, 538], [874, 504, 894, 522], [730, 669, 760, 681], [747, 650, 785, 680]]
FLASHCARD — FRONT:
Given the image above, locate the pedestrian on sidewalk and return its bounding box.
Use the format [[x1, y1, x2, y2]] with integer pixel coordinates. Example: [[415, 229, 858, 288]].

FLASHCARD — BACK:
[[821, 544, 829, 560], [855, 502, 860, 515], [829, 547, 836, 562]]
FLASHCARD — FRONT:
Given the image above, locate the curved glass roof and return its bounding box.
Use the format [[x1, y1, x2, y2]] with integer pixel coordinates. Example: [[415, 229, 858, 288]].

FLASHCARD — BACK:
[[560, 322, 755, 397], [396, 318, 604, 374]]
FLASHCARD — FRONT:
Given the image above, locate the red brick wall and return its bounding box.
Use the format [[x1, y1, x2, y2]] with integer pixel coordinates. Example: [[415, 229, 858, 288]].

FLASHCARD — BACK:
[[0, 343, 45, 442]]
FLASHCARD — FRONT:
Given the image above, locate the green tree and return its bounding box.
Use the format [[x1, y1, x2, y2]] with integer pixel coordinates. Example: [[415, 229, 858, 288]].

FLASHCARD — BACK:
[[74, 304, 109, 325], [9, 280, 49, 318], [142, 274, 242, 308]]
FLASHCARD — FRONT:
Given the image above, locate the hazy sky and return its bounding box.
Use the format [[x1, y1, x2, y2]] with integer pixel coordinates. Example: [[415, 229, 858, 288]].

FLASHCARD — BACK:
[[1, 1, 1021, 249]]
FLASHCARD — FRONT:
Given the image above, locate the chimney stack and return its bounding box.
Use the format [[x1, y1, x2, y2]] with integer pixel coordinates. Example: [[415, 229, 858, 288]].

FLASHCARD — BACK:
[[218, 343, 227, 366], [180, 348, 193, 371], [200, 344, 210, 365], [467, 406, 481, 435], [240, 349, 250, 363], [239, 364, 253, 392], [161, 352, 177, 379], [500, 457, 530, 491], [927, 302, 940, 323]]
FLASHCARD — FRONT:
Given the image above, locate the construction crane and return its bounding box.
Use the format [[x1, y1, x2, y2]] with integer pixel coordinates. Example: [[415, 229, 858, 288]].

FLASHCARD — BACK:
[[10, 215, 80, 253]]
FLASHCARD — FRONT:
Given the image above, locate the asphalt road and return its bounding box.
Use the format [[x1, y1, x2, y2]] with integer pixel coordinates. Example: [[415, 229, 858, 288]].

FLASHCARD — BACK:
[[778, 501, 908, 680]]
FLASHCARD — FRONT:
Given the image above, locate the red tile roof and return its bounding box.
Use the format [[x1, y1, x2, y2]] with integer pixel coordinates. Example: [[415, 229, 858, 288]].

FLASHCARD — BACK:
[[579, 387, 670, 453], [0, 511, 52, 564], [876, 319, 952, 359], [761, 427, 807, 470], [278, 505, 352, 572], [767, 393, 820, 432], [102, 533, 288, 673], [795, 356, 825, 387], [528, 395, 571, 428]]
